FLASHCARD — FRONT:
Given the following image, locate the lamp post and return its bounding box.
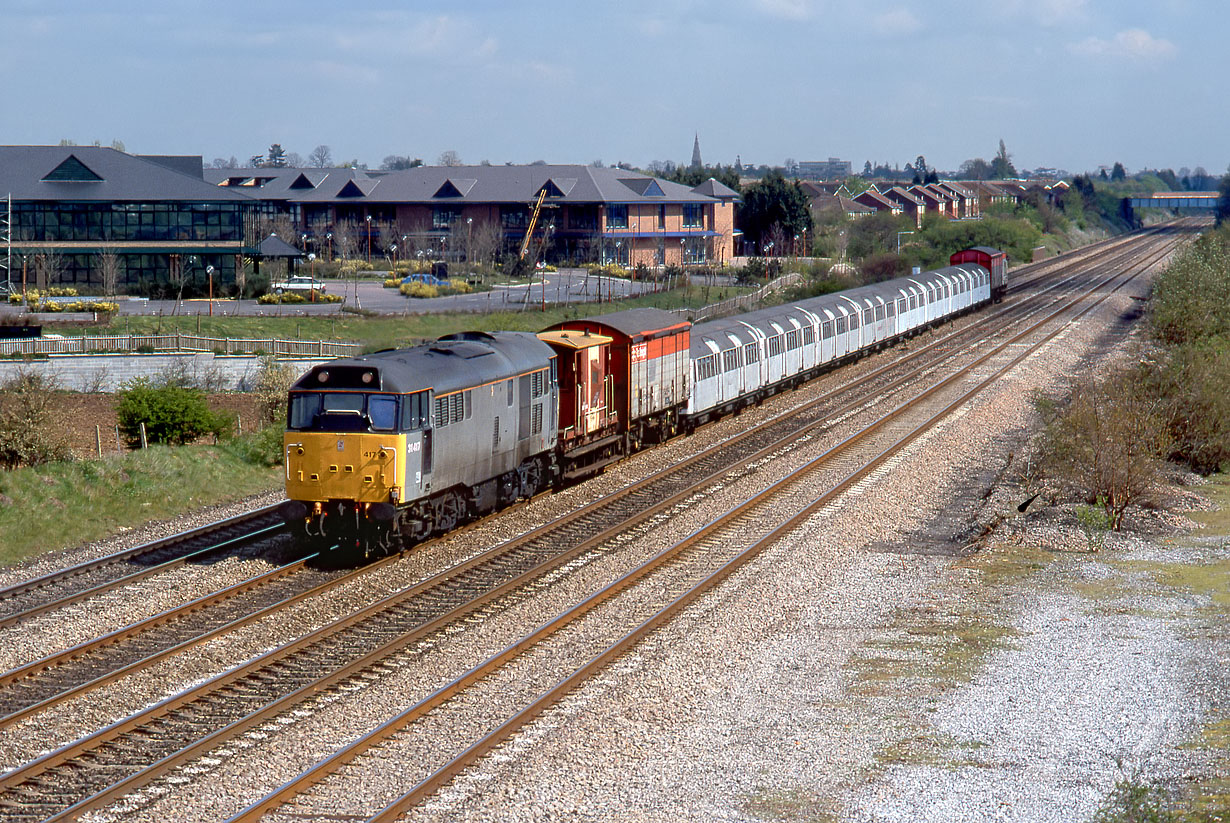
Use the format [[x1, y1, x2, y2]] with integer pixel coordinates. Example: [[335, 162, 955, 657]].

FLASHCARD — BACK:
[[206, 265, 214, 317], [389, 243, 397, 271], [466, 217, 472, 267], [365, 216, 372, 262], [326, 232, 332, 261], [897, 230, 913, 255]]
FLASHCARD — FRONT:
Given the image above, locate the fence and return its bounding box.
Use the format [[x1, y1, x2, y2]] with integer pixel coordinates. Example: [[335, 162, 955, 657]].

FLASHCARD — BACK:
[[0, 333, 361, 358], [673, 273, 804, 323]]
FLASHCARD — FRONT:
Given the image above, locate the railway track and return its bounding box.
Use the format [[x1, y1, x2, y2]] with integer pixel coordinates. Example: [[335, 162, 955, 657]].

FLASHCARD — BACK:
[[0, 505, 285, 631], [0, 226, 1175, 739], [0, 225, 1190, 821], [230, 226, 1185, 821]]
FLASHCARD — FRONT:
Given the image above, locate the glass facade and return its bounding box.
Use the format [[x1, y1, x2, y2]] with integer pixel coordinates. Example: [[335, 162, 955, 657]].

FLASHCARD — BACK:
[[12, 201, 244, 242]]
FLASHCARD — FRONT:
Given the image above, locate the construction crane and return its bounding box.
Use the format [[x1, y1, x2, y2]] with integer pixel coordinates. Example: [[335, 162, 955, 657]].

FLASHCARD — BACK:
[[518, 188, 549, 260]]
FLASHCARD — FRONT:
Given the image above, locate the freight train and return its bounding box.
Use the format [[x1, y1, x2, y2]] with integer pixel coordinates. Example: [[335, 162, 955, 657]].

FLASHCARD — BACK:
[[281, 247, 1007, 554]]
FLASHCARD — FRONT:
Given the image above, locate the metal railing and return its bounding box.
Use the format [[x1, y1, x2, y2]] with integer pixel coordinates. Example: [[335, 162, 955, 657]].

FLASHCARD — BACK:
[[0, 333, 361, 358], [673, 272, 803, 323]]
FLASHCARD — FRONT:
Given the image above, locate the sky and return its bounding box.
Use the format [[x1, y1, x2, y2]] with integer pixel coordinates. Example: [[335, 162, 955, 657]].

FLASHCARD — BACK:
[[0, 0, 1222, 176]]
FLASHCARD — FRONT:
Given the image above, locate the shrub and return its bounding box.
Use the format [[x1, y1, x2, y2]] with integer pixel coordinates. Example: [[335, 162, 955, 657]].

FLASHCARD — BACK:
[[0, 372, 73, 469], [1150, 229, 1230, 346], [115, 378, 233, 447], [383, 278, 402, 288], [441, 281, 473, 295], [400, 282, 439, 299], [1034, 367, 1171, 530], [1145, 340, 1230, 473], [221, 424, 284, 467]]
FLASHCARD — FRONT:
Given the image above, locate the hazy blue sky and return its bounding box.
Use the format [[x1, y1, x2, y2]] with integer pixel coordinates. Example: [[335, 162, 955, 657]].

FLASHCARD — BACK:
[[1, 0, 1220, 175]]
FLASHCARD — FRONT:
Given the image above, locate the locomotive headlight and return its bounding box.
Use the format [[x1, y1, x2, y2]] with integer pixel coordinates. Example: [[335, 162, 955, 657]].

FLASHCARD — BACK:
[[316, 370, 329, 383], [362, 371, 374, 384]]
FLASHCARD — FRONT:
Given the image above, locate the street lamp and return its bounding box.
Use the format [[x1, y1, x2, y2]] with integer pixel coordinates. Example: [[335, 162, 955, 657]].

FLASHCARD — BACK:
[[897, 231, 914, 255], [206, 265, 214, 317], [389, 243, 397, 270], [326, 232, 332, 261], [365, 216, 372, 262]]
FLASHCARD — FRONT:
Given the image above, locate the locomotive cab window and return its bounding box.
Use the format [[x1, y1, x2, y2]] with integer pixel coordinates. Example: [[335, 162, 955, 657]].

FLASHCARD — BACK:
[[288, 391, 400, 433]]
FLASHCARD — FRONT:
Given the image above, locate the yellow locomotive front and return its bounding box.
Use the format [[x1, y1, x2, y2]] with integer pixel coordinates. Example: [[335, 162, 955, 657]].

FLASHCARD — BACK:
[[280, 362, 431, 554]]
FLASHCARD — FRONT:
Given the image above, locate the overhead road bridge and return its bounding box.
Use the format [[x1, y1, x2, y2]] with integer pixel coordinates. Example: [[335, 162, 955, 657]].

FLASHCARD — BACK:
[[1125, 192, 1218, 211]]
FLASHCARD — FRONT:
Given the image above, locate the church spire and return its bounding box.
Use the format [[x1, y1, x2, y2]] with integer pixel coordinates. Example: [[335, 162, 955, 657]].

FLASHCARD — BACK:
[[690, 133, 702, 170]]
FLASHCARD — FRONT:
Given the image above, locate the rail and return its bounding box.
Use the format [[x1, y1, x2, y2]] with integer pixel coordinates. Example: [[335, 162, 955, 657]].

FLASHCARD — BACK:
[[0, 333, 361, 358]]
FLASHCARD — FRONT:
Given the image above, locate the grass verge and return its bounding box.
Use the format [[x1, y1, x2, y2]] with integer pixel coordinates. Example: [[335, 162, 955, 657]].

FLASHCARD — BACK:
[[0, 443, 280, 566], [98, 283, 756, 352]]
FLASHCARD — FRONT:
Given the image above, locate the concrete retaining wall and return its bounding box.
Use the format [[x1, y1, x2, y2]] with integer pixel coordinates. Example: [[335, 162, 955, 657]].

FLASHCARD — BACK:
[[0, 353, 329, 392]]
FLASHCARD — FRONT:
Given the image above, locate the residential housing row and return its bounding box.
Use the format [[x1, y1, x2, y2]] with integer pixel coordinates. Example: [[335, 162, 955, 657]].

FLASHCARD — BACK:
[[801, 179, 1070, 228]]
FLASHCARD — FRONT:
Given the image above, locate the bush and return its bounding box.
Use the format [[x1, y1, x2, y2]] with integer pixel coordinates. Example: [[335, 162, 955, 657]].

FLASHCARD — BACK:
[[400, 282, 439, 299], [1034, 367, 1171, 530], [221, 424, 284, 467], [1150, 229, 1230, 346], [1145, 340, 1230, 473], [115, 378, 233, 447], [0, 372, 73, 470]]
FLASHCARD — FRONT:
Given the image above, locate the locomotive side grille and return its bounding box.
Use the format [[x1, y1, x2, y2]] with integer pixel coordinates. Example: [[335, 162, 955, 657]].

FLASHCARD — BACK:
[[531, 403, 543, 435], [493, 416, 500, 448]]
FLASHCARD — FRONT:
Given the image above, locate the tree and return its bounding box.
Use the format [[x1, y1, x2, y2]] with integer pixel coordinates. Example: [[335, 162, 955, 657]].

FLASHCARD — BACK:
[[1111, 162, 1127, 182], [266, 144, 288, 167], [98, 248, 121, 297], [911, 155, 929, 185], [1218, 173, 1230, 226], [284, 151, 304, 168], [437, 150, 463, 167], [737, 170, 813, 251], [959, 158, 992, 180], [990, 139, 1017, 179], [381, 155, 423, 170], [308, 145, 333, 168], [862, 160, 873, 176]]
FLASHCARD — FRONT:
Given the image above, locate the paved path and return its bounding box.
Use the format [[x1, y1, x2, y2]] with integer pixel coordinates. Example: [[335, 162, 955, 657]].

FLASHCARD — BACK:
[[107, 269, 669, 317]]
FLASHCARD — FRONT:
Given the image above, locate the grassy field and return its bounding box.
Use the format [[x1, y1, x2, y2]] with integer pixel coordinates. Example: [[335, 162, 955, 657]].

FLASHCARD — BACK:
[[97, 282, 754, 351], [0, 443, 281, 566]]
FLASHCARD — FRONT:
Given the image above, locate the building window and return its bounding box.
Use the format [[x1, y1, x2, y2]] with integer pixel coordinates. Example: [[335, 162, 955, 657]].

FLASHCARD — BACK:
[[683, 204, 704, 228], [684, 237, 706, 264], [500, 205, 528, 229], [569, 205, 598, 230], [658, 204, 666, 229], [432, 207, 459, 229], [606, 205, 628, 229]]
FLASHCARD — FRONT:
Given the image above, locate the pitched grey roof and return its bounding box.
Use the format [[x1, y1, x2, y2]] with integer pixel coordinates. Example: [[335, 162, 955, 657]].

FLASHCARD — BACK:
[[690, 178, 740, 199], [0, 146, 251, 203], [207, 164, 722, 206]]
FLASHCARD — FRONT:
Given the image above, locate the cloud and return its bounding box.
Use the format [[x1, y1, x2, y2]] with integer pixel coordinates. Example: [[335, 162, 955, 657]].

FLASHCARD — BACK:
[[873, 8, 921, 35], [754, 0, 812, 20], [1070, 29, 1177, 60]]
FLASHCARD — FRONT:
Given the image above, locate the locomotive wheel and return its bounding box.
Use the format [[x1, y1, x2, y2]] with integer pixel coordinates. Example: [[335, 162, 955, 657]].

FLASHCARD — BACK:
[[434, 490, 465, 534]]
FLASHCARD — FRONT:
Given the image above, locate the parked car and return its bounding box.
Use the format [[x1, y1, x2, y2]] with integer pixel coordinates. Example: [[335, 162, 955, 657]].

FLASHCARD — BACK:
[[271, 275, 327, 294], [401, 273, 449, 287]]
